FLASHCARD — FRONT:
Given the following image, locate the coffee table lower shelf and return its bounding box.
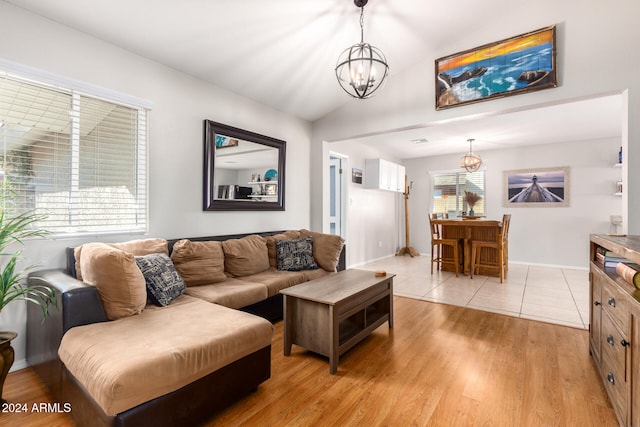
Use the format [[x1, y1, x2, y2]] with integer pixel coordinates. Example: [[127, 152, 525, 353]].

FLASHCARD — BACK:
[[281, 269, 394, 374]]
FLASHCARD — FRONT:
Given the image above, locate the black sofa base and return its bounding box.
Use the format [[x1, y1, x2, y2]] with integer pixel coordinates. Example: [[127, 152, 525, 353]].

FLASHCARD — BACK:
[[241, 293, 284, 323]]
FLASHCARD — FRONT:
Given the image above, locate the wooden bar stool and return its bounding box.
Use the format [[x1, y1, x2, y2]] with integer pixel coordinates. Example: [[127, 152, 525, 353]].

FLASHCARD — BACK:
[[470, 214, 511, 283], [429, 214, 462, 277]]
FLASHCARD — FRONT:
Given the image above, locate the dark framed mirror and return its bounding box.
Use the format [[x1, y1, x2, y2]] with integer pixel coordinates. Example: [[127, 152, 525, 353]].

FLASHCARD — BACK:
[[203, 120, 286, 211]]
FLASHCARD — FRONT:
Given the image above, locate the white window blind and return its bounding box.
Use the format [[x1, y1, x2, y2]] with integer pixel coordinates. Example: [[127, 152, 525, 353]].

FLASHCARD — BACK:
[[0, 75, 148, 235], [432, 170, 485, 217]]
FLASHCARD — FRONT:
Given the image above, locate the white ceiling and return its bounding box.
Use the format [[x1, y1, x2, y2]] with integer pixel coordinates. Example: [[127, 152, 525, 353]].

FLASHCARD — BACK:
[[7, 0, 622, 159], [345, 95, 622, 160]]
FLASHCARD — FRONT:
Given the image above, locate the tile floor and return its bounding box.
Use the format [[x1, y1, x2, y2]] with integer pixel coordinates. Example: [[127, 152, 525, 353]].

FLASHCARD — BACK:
[[359, 255, 589, 330]]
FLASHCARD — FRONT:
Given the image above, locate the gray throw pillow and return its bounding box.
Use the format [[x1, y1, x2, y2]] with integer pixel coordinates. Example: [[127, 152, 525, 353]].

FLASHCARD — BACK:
[[135, 253, 186, 306], [276, 237, 319, 271]]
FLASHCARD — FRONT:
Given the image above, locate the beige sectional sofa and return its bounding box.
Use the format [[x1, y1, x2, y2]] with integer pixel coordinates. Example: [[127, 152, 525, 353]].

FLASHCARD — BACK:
[[26, 229, 345, 427]]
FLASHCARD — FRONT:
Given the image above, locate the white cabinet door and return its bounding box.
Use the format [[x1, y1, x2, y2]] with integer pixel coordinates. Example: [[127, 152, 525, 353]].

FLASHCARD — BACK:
[[381, 159, 397, 191], [396, 165, 406, 192], [365, 158, 404, 192]]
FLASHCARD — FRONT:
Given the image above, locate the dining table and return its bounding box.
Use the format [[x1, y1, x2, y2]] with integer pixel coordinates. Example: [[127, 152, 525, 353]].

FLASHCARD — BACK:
[[431, 217, 502, 276]]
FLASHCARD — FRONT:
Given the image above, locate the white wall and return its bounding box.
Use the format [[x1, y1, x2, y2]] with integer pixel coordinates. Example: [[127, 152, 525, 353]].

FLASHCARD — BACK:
[[0, 2, 312, 370], [311, 1, 640, 247], [325, 140, 403, 266], [404, 138, 621, 267]]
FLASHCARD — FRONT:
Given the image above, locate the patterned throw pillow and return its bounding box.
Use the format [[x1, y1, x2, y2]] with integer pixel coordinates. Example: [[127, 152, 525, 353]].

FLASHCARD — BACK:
[[275, 237, 318, 271], [135, 253, 186, 306]]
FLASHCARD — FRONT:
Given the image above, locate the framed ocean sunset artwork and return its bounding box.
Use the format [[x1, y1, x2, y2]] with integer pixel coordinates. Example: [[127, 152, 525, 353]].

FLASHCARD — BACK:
[[435, 25, 557, 110]]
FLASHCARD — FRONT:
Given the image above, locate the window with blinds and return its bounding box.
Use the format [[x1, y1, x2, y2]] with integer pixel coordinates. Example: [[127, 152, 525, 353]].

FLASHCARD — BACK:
[[0, 75, 147, 235], [432, 170, 485, 217]]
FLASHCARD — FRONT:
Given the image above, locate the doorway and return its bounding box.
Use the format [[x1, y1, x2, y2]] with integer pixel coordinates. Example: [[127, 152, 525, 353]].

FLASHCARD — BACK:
[[329, 153, 347, 237]]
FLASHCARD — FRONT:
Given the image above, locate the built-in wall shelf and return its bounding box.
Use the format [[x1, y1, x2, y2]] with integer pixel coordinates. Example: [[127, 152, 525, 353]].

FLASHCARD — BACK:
[[613, 163, 623, 196]]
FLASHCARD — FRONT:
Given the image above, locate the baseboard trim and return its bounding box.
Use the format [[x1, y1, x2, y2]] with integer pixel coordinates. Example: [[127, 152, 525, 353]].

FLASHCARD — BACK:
[[10, 358, 28, 373], [509, 260, 588, 271], [349, 253, 397, 268], [354, 254, 588, 272]]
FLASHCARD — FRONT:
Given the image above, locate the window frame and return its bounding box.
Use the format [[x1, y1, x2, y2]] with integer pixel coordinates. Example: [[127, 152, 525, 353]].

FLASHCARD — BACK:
[[0, 61, 152, 237], [429, 168, 486, 218]]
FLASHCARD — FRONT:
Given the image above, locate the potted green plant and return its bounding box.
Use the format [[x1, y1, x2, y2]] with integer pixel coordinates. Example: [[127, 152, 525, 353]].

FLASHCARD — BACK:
[[0, 208, 55, 404]]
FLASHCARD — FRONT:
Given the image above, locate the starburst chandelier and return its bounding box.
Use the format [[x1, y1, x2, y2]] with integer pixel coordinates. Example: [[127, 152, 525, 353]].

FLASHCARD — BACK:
[[335, 0, 389, 99]]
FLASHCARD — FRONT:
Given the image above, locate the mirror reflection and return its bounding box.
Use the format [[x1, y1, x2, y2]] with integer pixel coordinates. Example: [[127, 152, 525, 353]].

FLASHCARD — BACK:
[[213, 137, 279, 202]]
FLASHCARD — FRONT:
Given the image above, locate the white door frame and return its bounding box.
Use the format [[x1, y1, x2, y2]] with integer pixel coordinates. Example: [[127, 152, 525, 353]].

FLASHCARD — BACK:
[[329, 152, 348, 238]]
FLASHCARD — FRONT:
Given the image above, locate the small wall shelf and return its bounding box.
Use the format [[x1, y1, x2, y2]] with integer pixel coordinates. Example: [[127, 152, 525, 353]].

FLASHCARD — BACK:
[[613, 164, 622, 195]]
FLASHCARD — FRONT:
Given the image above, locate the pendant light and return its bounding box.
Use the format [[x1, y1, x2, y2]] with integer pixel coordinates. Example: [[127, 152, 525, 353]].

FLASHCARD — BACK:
[[335, 0, 389, 99], [461, 138, 482, 172]]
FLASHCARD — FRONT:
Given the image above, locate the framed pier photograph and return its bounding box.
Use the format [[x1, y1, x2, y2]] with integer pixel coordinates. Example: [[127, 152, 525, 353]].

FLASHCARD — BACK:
[[504, 167, 569, 207]]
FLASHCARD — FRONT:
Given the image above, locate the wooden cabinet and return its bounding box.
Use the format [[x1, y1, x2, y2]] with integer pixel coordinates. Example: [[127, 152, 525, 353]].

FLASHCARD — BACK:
[[632, 313, 640, 426], [365, 158, 405, 192], [589, 234, 640, 426]]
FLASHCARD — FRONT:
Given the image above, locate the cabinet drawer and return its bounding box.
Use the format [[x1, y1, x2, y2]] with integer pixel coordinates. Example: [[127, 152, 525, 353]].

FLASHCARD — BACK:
[[601, 355, 628, 426], [602, 279, 629, 331], [601, 311, 628, 381]]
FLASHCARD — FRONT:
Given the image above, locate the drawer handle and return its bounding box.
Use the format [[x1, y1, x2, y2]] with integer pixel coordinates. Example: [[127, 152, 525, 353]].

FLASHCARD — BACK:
[[607, 372, 616, 385], [594, 301, 601, 306], [621, 339, 630, 347], [607, 335, 615, 346], [608, 297, 616, 307]]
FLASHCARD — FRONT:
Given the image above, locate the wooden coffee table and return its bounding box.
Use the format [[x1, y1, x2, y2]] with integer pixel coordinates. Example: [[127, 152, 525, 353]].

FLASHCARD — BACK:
[[280, 269, 394, 374]]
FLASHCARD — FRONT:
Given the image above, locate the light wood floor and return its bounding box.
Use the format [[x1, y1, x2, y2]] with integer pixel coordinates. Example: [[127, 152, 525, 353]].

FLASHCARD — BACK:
[[1, 297, 617, 426]]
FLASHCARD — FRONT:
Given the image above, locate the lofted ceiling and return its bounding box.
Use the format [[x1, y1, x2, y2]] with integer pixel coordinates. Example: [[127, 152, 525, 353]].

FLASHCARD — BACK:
[[6, 0, 453, 122], [5, 0, 622, 159]]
